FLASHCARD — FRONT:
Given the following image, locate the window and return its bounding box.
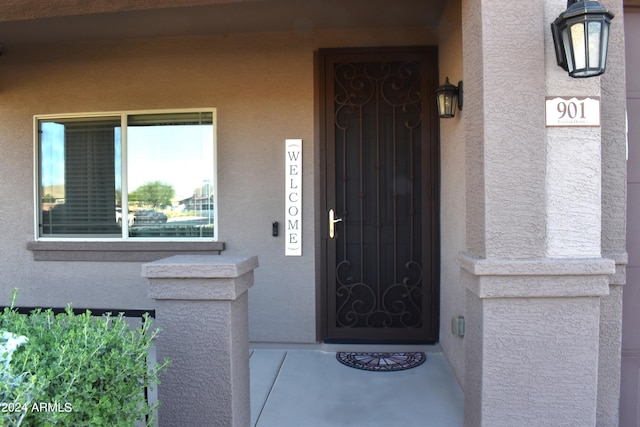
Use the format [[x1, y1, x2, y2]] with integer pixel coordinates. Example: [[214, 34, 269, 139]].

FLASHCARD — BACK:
[[36, 110, 217, 240]]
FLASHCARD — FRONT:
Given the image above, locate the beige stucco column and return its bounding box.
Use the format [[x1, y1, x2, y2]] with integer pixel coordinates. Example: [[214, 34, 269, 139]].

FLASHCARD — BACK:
[[142, 255, 258, 427], [460, 0, 623, 425], [596, 0, 627, 425]]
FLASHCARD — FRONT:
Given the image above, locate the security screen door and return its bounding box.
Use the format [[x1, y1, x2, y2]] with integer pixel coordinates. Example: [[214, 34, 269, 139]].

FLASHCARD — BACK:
[[320, 47, 440, 343]]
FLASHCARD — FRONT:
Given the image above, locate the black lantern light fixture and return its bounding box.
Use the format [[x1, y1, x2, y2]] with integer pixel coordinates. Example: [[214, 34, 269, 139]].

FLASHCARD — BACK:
[[436, 77, 463, 119], [551, 0, 614, 78]]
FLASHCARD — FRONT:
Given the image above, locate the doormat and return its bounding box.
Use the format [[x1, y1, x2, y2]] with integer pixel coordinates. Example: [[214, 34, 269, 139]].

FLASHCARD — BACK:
[[336, 352, 426, 372]]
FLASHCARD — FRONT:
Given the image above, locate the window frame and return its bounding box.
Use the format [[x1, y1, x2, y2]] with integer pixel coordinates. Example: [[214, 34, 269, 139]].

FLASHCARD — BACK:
[[33, 108, 219, 243]]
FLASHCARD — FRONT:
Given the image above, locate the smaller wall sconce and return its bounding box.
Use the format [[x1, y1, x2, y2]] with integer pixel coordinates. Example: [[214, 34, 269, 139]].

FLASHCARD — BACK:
[[436, 78, 463, 119], [551, 0, 614, 78]]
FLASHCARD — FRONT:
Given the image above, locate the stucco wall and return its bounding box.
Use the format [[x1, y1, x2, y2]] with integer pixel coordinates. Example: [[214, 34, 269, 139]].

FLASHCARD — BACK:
[[622, 8, 640, 426], [457, 0, 627, 423], [598, 0, 627, 424], [437, 0, 466, 387], [0, 27, 437, 344]]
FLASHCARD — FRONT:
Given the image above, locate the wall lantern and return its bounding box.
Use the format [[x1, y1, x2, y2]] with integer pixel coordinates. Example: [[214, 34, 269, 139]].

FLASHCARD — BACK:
[[436, 77, 463, 119], [551, 0, 614, 78]]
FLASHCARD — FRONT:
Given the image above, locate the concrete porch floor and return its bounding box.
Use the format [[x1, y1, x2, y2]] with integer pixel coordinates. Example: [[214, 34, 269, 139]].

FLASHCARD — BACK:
[[249, 348, 464, 427]]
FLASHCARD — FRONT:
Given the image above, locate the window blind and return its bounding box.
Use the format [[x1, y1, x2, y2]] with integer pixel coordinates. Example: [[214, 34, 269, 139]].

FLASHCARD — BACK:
[[40, 118, 121, 236]]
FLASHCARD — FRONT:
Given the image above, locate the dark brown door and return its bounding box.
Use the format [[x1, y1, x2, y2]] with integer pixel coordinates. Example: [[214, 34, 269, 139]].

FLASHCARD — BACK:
[[319, 47, 439, 343]]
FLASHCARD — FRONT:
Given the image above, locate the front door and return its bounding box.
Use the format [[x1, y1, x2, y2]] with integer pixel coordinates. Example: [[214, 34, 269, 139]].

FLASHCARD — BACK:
[[319, 47, 439, 343]]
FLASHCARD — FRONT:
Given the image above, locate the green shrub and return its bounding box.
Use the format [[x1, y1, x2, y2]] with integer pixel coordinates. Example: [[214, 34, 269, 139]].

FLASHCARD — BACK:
[[1, 331, 46, 427], [0, 291, 169, 427]]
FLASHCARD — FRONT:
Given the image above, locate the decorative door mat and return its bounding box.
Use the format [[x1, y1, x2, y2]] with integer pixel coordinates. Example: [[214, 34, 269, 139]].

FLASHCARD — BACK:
[[336, 352, 426, 372]]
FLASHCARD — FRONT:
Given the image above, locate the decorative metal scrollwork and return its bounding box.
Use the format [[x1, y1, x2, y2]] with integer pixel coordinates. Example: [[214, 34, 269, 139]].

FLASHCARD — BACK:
[[336, 259, 423, 328], [333, 59, 424, 330]]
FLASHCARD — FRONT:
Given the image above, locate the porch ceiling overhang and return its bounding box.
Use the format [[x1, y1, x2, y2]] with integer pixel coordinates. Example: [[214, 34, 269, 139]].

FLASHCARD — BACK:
[[0, 0, 446, 48]]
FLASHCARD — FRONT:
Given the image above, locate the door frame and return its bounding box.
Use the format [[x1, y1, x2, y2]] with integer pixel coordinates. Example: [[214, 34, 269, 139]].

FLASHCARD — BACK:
[[314, 46, 441, 343]]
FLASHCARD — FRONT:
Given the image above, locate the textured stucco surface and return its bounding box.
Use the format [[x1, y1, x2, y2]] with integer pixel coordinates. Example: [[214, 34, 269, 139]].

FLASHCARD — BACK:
[[622, 9, 640, 427], [597, 1, 628, 424], [471, 0, 547, 260], [0, 1, 630, 423], [0, 27, 437, 345], [459, 255, 616, 277], [599, 283, 624, 426], [144, 255, 255, 426], [462, 284, 482, 427], [460, 0, 627, 424], [463, 265, 609, 426], [143, 255, 259, 279], [437, 0, 466, 388], [485, 2, 548, 259], [148, 273, 254, 301], [153, 296, 250, 426], [0, 0, 238, 21], [544, 0, 603, 260], [461, 0, 485, 258], [601, 0, 629, 256], [546, 127, 602, 257], [480, 295, 601, 426]]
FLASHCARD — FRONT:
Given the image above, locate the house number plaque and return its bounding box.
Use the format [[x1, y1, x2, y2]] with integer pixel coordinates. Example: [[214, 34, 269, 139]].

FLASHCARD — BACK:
[[285, 139, 302, 256], [545, 96, 600, 127]]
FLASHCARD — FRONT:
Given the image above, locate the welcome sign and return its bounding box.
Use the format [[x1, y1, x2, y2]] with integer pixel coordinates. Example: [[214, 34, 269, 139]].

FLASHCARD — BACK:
[[285, 139, 302, 256]]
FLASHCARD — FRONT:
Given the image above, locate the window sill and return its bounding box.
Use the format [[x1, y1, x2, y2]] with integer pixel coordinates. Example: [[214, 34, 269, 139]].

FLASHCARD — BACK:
[[27, 241, 225, 262]]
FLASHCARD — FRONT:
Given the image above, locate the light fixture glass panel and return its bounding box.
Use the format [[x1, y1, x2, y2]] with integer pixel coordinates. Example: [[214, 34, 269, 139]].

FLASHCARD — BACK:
[[443, 94, 451, 114], [570, 22, 586, 70], [600, 23, 610, 69], [562, 29, 574, 72], [587, 21, 602, 68], [437, 92, 457, 118]]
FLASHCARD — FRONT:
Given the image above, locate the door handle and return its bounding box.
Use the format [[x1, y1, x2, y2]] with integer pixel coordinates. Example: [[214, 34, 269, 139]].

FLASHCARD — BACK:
[[329, 209, 342, 239]]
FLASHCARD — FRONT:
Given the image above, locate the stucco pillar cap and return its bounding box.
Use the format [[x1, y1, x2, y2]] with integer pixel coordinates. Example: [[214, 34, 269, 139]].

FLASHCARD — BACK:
[[458, 253, 615, 276], [142, 255, 259, 279]]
